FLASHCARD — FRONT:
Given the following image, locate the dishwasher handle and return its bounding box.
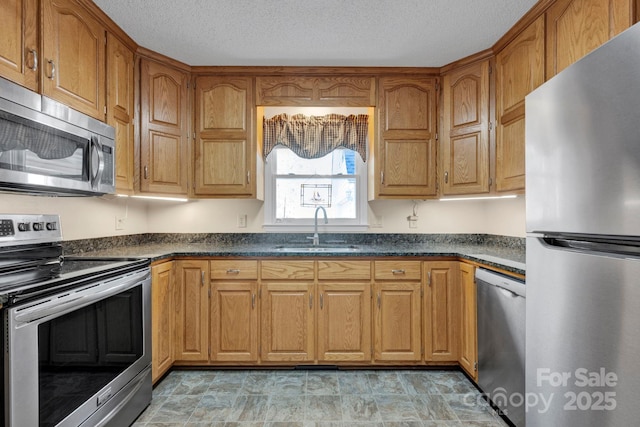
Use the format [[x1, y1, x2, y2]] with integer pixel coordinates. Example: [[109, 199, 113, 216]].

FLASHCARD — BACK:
[[475, 268, 525, 298]]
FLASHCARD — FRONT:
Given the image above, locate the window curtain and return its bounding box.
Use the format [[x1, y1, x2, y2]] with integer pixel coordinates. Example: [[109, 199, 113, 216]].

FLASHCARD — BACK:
[[263, 113, 368, 161]]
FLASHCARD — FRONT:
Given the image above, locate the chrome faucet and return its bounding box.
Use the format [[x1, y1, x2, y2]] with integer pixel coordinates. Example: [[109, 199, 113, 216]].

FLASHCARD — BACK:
[[308, 206, 328, 246]]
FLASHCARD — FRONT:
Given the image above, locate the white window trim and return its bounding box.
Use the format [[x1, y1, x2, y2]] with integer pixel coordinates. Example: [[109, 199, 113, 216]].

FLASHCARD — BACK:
[[263, 148, 368, 232]]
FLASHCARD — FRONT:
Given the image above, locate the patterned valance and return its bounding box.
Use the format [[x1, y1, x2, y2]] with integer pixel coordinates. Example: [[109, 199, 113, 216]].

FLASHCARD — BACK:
[[263, 113, 368, 161]]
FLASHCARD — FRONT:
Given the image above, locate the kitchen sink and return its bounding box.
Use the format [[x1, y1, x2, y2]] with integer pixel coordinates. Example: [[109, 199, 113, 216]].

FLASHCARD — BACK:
[[272, 245, 360, 253]]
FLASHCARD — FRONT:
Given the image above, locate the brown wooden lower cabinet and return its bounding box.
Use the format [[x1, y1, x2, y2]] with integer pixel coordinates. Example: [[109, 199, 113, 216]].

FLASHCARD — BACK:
[[459, 263, 478, 380], [151, 261, 174, 383], [260, 282, 315, 362], [174, 260, 209, 362], [153, 257, 487, 376], [210, 282, 258, 362], [317, 282, 371, 362], [423, 261, 459, 362], [373, 281, 422, 362]]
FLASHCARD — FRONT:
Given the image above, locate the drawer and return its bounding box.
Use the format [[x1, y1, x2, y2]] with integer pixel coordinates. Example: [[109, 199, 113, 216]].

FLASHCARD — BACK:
[[374, 260, 421, 280], [210, 260, 258, 280], [261, 260, 314, 280], [317, 260, 371, 280]]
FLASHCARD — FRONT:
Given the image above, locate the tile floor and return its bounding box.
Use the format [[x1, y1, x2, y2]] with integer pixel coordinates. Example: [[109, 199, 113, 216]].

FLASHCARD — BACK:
[[133, 369, 510, 427]]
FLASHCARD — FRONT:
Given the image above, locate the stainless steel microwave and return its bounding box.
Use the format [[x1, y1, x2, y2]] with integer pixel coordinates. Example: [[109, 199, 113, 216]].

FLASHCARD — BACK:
[[0, 77, 115, 196]]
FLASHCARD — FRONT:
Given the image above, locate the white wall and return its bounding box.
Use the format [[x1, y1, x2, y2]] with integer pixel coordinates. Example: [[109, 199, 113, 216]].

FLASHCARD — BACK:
[[1, 193, 526, 239], [0, 193, 149, 240], [146, 196, 526, 237]]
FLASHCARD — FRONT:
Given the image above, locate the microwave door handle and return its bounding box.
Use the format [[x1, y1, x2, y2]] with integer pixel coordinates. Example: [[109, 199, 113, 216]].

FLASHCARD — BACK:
[[90, 135, 105, 189]]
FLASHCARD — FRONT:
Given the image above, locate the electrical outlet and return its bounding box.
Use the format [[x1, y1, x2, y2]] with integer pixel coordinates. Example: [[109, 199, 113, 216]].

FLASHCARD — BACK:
[[407, 215, 418, 229], [370, 215, 383, 228], [237, 214, 247, 228], [115, 216, 126, 230]]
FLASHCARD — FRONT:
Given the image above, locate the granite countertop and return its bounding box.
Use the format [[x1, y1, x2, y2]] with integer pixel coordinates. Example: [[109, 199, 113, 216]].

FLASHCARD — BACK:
[[65, 233, 526, 276]]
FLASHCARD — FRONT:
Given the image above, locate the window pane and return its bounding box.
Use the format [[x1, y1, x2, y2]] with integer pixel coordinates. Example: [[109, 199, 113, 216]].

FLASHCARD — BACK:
[[275, 177, 357, 220], [275, 148, 355, 175]]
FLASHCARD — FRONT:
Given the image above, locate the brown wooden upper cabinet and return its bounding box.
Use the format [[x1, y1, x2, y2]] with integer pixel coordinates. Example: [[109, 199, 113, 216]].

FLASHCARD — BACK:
[[256, 76, 376, 107], [441, 60, 490, 195], [374, 77, 438, 198], [106, 33, 135, 194], [140, 58, 189, 195], [42, 0, 106, 120], [546, 0, 635, 79], [495, 16, 545, 193], [193, 76, 256, 197], [0, 0, 39, 91]]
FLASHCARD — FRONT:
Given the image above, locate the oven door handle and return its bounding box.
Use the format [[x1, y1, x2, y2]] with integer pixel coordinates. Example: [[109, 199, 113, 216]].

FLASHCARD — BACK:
[[13, 270, 149, 324]]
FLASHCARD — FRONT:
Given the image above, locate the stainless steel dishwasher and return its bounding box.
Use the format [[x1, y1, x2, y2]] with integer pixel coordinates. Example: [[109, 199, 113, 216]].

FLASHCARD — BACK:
[[476, 268, 526, 427]]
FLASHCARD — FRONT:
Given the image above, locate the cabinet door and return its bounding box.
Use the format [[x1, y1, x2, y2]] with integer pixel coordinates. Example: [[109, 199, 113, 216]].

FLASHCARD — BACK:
[[373, 282, 422, 361], [495, 16, 545, 192], [459, 263, 478, 380], [376, 77, 437, 198], [0, 0, 38, 90], [261, 282, 315, 362], [140, 58, 189, 194], [256, 76, 376, 107], [317, 283, 371, 362], [210, 282, 258, 362], [151, 262, 174, 382], [441, 60, 490, 195], [546, 0, 634, 79], [423, 262, 459, 362], [175, 260, 209, 362], [42, 0, 106, 120], [194, 76, 255, 197], [106, 33, 135, 194]]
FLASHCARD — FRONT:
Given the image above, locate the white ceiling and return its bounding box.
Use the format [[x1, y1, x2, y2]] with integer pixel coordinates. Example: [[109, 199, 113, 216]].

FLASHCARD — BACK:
[[94, 0, 538, 67]]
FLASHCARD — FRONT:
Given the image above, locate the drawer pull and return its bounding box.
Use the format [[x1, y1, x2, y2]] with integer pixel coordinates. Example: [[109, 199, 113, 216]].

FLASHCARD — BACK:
[[201, 271, 205, 286], [427, 271, 431, 286], [226, 269, 240, 274], [309, 294, 313, 309], [251, 293, 256, 309], [320, 293, 324, 309], [377, 292, 381, 308], [391, 269, 406, 275]]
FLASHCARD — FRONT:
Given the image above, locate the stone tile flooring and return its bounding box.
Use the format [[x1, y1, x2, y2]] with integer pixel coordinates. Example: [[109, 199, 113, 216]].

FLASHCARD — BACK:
[[133, 369, 510, 427]]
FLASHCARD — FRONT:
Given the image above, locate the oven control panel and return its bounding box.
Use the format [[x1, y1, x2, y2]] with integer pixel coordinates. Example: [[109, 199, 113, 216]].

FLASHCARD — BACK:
[[0, 214, 62, 246]]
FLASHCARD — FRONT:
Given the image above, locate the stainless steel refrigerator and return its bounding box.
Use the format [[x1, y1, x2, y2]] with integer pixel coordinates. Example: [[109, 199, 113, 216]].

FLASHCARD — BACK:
[[525, 22, 640, 426]]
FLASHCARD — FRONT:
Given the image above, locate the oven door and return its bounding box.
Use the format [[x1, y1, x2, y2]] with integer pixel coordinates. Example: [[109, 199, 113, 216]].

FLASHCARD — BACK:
[[5, 268, 151, 427]]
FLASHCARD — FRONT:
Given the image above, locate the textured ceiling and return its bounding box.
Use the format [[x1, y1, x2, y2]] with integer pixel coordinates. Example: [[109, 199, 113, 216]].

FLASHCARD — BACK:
[[94, 0, 538, 67]]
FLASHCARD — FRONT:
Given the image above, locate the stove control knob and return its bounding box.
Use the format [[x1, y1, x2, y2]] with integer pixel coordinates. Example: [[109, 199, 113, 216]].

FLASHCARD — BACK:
[[46, 222, 57, 231], [17, 222, 30, 232], [32, 222, 44, 231]]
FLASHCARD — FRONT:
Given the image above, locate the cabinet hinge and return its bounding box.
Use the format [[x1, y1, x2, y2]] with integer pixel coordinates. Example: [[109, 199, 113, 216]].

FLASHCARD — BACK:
[[489, 65, 492, 74], [435, 82, 440, 92], [474, 361, 478, 371], [489, 177, 493, 187], [435, 133, 439, 141], [104, 105, 107, 115], [488, 121, 493, 131]]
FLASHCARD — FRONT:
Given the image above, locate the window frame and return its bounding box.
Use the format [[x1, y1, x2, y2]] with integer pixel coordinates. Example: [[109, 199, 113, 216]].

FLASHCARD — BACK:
[[263, 146, 369, 232]]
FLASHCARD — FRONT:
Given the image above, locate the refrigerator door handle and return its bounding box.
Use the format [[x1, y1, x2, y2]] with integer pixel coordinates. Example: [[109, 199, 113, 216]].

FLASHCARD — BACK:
[[544, 236, 640, 258]]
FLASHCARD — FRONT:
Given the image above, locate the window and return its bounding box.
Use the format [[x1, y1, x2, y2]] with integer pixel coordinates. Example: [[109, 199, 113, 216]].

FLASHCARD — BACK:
[[263, 107, 369, 231], [264, 147, 367, 230]]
